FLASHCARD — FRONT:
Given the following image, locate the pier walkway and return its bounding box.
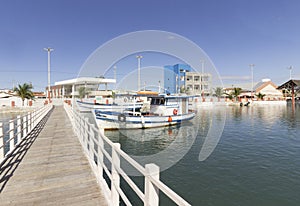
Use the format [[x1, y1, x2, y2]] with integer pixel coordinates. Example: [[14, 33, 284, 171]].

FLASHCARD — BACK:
[[0, 106, 107, 205]]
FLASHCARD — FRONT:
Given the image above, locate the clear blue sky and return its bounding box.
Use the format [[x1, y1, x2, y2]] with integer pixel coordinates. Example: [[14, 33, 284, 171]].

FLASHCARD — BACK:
[[1, 0, 300, 91]]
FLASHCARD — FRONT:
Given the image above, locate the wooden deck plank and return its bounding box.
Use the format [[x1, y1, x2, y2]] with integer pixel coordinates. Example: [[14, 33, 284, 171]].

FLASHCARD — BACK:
[[0, 106, 108, 205]]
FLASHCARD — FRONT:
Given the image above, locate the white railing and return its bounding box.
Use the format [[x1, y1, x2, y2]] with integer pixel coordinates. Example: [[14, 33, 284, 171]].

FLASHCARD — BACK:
[[64, 103, 191, 206], [0, 104, 53, 164]]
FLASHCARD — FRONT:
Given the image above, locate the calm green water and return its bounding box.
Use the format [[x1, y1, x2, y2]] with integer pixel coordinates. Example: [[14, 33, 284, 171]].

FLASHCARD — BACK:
[[105, 104, 300, 206]]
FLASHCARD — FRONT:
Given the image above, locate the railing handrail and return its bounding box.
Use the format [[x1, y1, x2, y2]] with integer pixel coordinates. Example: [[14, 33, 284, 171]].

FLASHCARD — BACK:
[[63, 103, 191, 206], [0, 104, 53, 164]]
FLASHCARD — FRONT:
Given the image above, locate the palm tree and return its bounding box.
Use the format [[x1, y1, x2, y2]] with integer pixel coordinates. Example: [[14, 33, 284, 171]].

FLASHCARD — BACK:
[[255, 92, 266, 100], [214, 87, 223, 101], [78, 87, 90, 100], [231, 87, 242, 102], [13, 83, 34, 106]]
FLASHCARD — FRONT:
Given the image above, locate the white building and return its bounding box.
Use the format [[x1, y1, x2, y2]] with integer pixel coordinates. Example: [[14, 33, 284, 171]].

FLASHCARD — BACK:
[[185, 72, 211, 95]]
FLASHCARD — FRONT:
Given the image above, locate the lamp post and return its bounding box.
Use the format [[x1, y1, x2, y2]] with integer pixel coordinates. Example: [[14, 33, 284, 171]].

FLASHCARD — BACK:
[[113, 65, 117, 90], [288, 66, 293, 80], [136, 55, 143, 91], [44, 47, 54, 101], [249, 64, 255, 100], [200, 60, 205, 98]]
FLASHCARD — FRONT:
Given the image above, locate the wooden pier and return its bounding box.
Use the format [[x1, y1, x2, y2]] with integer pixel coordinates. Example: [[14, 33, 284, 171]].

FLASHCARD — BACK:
[[0, 106, 107, 205]]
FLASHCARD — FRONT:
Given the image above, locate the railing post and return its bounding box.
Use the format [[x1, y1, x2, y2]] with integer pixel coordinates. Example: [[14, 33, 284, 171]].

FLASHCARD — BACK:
[[97, 131, 104, 178], [31, 111, 34, 130], [32, 110, 35, 128], [84, 118, 90, 153], [23, 115, 27, 138], [144, 164, 160, 206], [17, 115, 21, 143], [74, 112, 79, 137], [0, 123, 4, 162], [28, 112, 31, 133], [89, 123, 95, 160], [9, 120, 15, 152], [111, 143, 121, 205]]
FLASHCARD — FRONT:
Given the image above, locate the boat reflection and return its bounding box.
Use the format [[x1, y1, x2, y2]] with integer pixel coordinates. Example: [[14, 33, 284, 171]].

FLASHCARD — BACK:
[[105, 121, 197, 176]]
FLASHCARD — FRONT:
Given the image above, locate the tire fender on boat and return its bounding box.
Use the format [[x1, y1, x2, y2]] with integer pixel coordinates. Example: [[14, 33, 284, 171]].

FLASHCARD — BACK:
[[173, 109, 178, 115], [118, 114, 126, 122]]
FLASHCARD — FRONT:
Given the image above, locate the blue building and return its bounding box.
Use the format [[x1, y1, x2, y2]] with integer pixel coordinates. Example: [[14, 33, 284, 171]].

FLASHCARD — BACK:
[[164, 64, 192, 94]]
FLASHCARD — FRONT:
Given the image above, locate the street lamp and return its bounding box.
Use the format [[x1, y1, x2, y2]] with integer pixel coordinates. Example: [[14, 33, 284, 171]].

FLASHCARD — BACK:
[[44, 47, 54, 101], [113, 65, 117, 90], [200, 60, 205, 98], [288, 66, 293, 80], [249, 64, 255, 100], [136, 55, 143, 91]]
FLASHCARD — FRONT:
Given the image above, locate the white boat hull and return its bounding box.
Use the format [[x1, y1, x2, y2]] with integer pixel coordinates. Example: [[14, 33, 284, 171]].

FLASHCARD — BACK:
[[93, 110, 195, 130], [76, 100, 143, 112]]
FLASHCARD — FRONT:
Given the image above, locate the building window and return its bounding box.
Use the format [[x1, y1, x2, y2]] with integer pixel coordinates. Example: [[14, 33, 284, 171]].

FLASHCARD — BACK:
[[194, 85, 200, 90], [194, 76, 200, 82], [186, 76, 192, 81], [202, 76, 209, 82]]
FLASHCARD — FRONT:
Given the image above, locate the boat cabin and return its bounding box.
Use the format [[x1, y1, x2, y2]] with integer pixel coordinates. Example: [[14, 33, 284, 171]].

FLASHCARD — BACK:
[[149, 95, 191, 116]]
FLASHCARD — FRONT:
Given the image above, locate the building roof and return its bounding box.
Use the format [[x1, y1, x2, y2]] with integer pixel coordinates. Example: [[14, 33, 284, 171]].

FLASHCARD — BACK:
[[55, 77, 116, 86], [0, 92, 13, 98], [277, 79, 300, 90], [253, 80, 279, 92]]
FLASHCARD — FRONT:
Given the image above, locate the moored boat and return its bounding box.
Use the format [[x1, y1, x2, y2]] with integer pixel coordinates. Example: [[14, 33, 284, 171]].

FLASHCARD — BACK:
[[76, 99, 144, 112], [93, 94, 195, 130]]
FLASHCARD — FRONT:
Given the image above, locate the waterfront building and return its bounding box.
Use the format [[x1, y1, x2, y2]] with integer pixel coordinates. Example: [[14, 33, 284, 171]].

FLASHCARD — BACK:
[[185, 71, 211, 96], [164, 64, 211, 95], [164, 64, 191, 94], [253, 79, 283, 100], [46, 77, 116, 98]]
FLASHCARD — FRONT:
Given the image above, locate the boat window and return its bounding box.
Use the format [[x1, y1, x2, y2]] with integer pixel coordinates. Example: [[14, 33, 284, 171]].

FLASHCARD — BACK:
[[151, 98, 159, 105], [151, 98, 165, 105]]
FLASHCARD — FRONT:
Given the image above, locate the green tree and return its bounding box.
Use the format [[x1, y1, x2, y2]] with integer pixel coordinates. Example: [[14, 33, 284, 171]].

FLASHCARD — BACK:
[[231, 87, 242, 101], [180, 85, 185, 93], [214, 87, 223, 101], [78, 87, 90, 100], [14, 83, 34, 106], [255, 92, 266, 100]]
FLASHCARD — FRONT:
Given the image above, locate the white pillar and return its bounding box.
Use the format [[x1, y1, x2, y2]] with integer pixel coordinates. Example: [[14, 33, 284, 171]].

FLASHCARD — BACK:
[[72, 84, 75, 109], [9, 120, 15, 152], [23, 115, 27, 137], [144, 164, 160, 206], [0, 123, 4, 162], [111, 143, 121, 205], [62, 85, 65, 99], [17, 115, 21, 143]]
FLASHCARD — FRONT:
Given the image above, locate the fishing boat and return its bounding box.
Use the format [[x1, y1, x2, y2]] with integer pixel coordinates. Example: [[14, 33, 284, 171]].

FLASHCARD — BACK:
[[76, 95, 145, 112], [93, 94, 195, 130]]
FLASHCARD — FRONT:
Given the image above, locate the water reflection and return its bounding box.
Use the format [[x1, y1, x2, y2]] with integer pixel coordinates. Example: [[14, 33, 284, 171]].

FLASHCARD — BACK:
[[105, 120, 198, 176], [105, 104, 300, 205]]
